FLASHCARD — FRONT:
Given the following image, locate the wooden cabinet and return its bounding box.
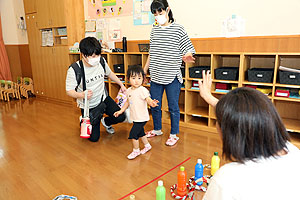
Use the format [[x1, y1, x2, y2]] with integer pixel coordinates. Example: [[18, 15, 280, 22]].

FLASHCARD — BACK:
[[23, 0, 36, 14], [26, 0, 84, 102], [36, 0, 65, 28]]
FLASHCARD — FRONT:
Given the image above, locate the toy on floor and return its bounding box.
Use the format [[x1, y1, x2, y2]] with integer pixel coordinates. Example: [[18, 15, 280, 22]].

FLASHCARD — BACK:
[[156, 180, 166, 200], [211, 152, 220, 176], [53, 194, 77, 200], [170, 162, 213, 199]]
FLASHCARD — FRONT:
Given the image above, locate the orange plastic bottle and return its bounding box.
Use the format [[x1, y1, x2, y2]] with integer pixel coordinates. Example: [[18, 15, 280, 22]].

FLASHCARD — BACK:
[[177, 166, 187, 197]]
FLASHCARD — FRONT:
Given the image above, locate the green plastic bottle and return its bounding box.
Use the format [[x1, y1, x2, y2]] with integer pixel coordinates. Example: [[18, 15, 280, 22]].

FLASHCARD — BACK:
[[211, 152, 220, 176], [156, 180, 166, 200]]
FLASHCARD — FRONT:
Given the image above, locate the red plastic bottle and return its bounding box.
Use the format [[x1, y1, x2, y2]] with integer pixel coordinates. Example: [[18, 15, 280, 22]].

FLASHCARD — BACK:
[[177, 166, 187, 197]]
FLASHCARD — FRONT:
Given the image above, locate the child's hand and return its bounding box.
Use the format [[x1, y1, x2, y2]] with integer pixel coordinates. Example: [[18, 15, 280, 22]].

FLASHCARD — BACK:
[[150, 99, 159, 107], [114, 110, 123, 117]]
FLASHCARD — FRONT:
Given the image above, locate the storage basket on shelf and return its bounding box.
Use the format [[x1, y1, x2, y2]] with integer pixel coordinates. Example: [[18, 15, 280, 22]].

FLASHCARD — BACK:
[[279, 71, 300, 85], [215, 67, 239, 81], [247, 68, 274, 83], [113, 64, 125, 73], [189, 66, 210, 78], [138, 44, 150, 52]]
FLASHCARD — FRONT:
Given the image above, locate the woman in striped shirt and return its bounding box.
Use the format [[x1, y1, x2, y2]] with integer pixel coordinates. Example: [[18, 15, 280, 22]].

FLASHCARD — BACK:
[[144, 0, 195, 146]]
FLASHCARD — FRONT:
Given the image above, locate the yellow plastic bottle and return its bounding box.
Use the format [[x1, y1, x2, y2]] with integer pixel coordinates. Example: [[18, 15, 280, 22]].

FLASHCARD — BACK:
[[211, 152, 220, 176]]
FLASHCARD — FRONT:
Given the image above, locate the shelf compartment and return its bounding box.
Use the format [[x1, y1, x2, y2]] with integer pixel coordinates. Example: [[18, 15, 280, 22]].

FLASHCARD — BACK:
[[282, 118, 300, 133], [186, 91, 209, 117], [212, 82, 238, 94], [242, 55, 276, 83], [186, 114, 208, 126], [212, 54, 240, 81], [276, 55, 300, 85], [187, 54, 211, 79], [274, 100, 300, 133], [126, 54, 142, 67], [110, 54, 125, 73]]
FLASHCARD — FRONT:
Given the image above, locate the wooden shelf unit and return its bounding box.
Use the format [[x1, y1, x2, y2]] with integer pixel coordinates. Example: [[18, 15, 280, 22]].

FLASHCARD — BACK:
[[67, 51, 300, 134]]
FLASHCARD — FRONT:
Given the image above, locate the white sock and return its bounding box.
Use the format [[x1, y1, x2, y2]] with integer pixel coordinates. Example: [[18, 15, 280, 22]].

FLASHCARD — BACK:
[[145, 143, 151, 148], [170, 134, 178, 139], [133, 148, 140, 152], [153, 130, 162, 135]]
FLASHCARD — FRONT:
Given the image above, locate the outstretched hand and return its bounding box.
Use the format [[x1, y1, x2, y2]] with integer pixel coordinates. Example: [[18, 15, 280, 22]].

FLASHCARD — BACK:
[[149, 99, 159, 107], [198, 70, 212, 99], [198, 70, 219, 107], [182, 52, 195, 63]]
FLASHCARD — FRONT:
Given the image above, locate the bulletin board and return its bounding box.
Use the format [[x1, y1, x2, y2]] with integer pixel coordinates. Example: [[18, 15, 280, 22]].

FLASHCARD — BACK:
[[133, 0, 155, 25], [87, 0, 133, 19]]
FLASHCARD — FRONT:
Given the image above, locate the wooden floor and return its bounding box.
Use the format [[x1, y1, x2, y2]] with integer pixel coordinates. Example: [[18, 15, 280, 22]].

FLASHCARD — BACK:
[[0, 98, 300, 200]]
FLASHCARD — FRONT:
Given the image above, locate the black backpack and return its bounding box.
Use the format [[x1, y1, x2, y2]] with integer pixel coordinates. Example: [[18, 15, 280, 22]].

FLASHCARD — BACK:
[[69, 57, 107, 94]]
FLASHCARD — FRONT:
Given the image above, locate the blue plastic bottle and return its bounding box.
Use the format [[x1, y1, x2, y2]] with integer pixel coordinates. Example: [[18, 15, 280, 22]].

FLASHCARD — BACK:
[[195, 159, 204, 186]]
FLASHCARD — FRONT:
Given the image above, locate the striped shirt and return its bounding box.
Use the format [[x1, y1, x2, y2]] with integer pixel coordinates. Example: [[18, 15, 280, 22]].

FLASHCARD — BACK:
[[149, 22, 195, 85]]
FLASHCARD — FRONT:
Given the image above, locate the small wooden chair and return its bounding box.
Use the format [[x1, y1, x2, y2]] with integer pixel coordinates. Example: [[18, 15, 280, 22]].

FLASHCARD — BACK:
[[4, 81, 16, 102], [22, 77, 35, 98], [17, 76, 27, 98], [0, 80, 7, 101]]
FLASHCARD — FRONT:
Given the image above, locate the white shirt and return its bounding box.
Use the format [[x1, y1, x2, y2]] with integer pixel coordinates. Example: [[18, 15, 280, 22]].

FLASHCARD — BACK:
[[127, 86, 150, 122], [65, 58, 111, 109], [203, 142, 300, 200]]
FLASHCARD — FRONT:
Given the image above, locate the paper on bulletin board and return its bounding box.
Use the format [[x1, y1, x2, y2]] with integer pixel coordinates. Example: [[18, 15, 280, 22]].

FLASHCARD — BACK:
[[133, 0, 155, 25], [96, 19, 106, 31], [108, 18, 121, 31], [109, 29, 122, 41], [87, 0, 133, 19], [85, 20, 96, 32]]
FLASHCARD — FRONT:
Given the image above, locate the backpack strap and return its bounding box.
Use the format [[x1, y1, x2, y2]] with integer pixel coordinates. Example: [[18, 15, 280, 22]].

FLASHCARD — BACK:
[[69, 62, 84, 92], [99, 57, 108, 96], [78, 60, 86, 91], [100, 57, 106, 73]]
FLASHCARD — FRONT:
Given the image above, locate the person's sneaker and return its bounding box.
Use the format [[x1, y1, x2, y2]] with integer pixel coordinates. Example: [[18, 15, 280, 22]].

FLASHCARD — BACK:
[[165, 136, 179, 146], [141, 145, 152, 154], [101, 117, 115, 134], [145, 130, 163, 138], [127, 150, 141, 159]]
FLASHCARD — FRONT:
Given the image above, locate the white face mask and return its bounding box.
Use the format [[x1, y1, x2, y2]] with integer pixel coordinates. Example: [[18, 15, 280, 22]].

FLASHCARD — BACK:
[[155, 14, 167, 25], [87, 56, 100, 66], [155, 8, 169, 25]]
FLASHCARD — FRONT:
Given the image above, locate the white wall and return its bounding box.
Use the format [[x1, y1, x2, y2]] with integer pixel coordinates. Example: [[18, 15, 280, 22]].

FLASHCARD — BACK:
[[84, 0, 300, 40], [0, 0, 28, 44]]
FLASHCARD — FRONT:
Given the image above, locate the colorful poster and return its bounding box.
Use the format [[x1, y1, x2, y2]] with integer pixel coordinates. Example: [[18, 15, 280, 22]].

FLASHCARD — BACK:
[[102, 0, 117, 6], [87, 0, 133, 19], [133, 0, 155, 25]]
